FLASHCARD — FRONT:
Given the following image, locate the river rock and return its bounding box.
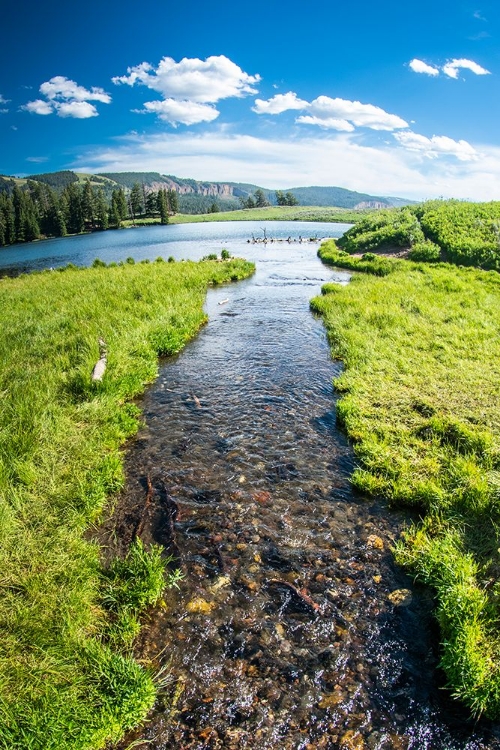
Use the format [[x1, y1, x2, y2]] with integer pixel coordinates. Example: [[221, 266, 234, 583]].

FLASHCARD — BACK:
[[339, 729, 366, 749], [387, 589, 413, 607], [186, 597, 216, 614], [366, 535, 384, 550]]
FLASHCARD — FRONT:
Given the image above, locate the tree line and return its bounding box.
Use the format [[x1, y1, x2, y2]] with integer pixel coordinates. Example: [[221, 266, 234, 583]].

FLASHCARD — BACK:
[[239, 188, 299, 209], [0, 180, 180, 247]]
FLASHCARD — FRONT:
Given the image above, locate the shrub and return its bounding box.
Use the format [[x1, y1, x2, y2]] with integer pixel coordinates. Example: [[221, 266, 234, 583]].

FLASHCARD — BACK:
[[408, 240, 441, 263]]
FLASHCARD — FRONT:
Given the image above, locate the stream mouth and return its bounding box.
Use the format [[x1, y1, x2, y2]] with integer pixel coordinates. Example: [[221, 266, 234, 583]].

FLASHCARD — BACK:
[[105, 235, 500, 749]]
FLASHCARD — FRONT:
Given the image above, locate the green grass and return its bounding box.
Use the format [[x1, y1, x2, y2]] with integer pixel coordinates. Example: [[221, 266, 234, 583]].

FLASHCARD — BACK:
[[0, 255, 254, 748], [337, 199, 500, 270], [123, 205, 370, 226], [313, 241, 500, 717]]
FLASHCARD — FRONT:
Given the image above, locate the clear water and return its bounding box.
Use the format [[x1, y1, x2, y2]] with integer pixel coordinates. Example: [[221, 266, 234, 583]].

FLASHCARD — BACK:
[[0, 220, 339, 273], [5, 222, 498, 747], [89, 224, 500, 749]]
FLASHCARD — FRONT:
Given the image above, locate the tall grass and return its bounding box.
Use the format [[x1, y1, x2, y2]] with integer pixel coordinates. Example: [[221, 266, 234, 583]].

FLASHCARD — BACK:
[[0, 256, 254, 748], [313, 242, 500, 717]]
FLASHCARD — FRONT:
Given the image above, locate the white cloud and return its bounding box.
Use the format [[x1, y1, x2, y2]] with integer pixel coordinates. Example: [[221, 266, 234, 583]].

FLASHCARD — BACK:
[[254, 92, 407, 131], [40, 76, 111, 103], [140, 99, 219, 125], [408, 57, 491, 79], [73, 129, 500, 202], [113, 55, 260, 125], [57, 101, 99, 118], [22, 99, 54, 115], [253, 91, 308, 114], [22, 76, 111, 118], [296, 115, 354, 131], [308, 96, 407, 131], [26, 156, 49, 163], [442, 58, 490, 78], [394, 130, 478, 161], [409, 59, 440, 76]]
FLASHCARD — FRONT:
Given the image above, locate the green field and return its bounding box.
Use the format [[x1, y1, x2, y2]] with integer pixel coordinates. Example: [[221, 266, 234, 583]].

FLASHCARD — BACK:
[[123, 205, 369, 226], [0, 256, 254, 749], [313, 241, 500, 717]]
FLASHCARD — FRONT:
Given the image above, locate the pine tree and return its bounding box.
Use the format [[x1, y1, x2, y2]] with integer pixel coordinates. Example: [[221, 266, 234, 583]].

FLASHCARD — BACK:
[[130, 182, 143, 219], [167, 188, 179, 214], [254, 188, 269, 208], [157, 189, 169, 225], [82, 180, 95, 229], [95, 188, 108, 230], [62, 183, 84, 234], [145, 191, 158, 217]]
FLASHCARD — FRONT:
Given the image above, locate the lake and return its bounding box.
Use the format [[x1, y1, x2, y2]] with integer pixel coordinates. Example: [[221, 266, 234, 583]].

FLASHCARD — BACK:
[[0, 220, 345, 273]]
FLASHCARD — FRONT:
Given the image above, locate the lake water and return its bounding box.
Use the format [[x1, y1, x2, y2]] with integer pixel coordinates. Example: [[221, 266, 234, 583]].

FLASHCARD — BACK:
[[0, 220, 340, 273]]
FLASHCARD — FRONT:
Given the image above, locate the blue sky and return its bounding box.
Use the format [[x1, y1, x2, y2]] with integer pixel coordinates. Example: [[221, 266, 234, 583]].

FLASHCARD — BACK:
[[1, 0, 499, 200]]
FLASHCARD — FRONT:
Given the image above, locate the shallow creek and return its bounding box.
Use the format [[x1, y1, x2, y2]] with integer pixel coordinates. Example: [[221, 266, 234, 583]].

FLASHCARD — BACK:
[[107, 237, 500, 749]]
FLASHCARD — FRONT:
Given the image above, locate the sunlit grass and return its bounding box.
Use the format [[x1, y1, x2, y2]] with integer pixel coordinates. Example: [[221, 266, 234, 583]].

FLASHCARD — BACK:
[[121, 205, 369, 225], [313, 240, 500, 717], [0, 256, 254, 748]]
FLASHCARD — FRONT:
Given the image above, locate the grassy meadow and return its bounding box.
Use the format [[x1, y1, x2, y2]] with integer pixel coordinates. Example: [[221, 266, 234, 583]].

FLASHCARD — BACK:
[[123, 204, 368, 226], [338, 199, 500, 269], [0, 256, 254, 748], [313, 240, 500, 717]]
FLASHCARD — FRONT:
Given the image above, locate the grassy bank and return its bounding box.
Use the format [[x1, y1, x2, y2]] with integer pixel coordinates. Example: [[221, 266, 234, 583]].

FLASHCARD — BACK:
[[337, 200, 500, 269], [122, 205, 368, 227], [313, 241, 500, 717], [0, 256, 254, 748]]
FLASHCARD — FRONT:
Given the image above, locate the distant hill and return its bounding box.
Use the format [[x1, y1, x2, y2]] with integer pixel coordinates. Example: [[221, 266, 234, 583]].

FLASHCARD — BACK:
[[281, 186, 414, 209], [96, 173, 414, 211], [6, 169, 415, 212]]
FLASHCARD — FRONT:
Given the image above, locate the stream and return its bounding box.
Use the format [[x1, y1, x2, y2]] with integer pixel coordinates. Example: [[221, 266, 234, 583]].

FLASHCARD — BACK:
[[86, 224, 500, 749]]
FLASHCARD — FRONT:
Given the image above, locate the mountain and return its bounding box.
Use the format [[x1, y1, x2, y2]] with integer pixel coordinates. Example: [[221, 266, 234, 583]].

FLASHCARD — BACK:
[[3, 169, 415, 213], [281, 185, 414, 209]]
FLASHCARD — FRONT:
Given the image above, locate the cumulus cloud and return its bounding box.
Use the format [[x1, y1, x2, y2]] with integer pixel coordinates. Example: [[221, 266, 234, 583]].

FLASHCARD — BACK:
[[0, 94, 9, 113], [442, 58, 491, 78], [254, 92, 407, 131], [113, 55, 260, 125], [408, 57, 491, 78], [40, 76, 111, 103], [57, 101, 100, 118], [139, 99, 219, 126], [393, 130, 478, 161], [22, 76, 111, 118], [409, 59, 440, 76], [22, 99, 54, 115], [253, 91, 308, 114]]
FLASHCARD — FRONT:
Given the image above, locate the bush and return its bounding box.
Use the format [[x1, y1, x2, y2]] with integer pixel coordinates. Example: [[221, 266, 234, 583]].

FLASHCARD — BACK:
[[408, 240, 441, 263]]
